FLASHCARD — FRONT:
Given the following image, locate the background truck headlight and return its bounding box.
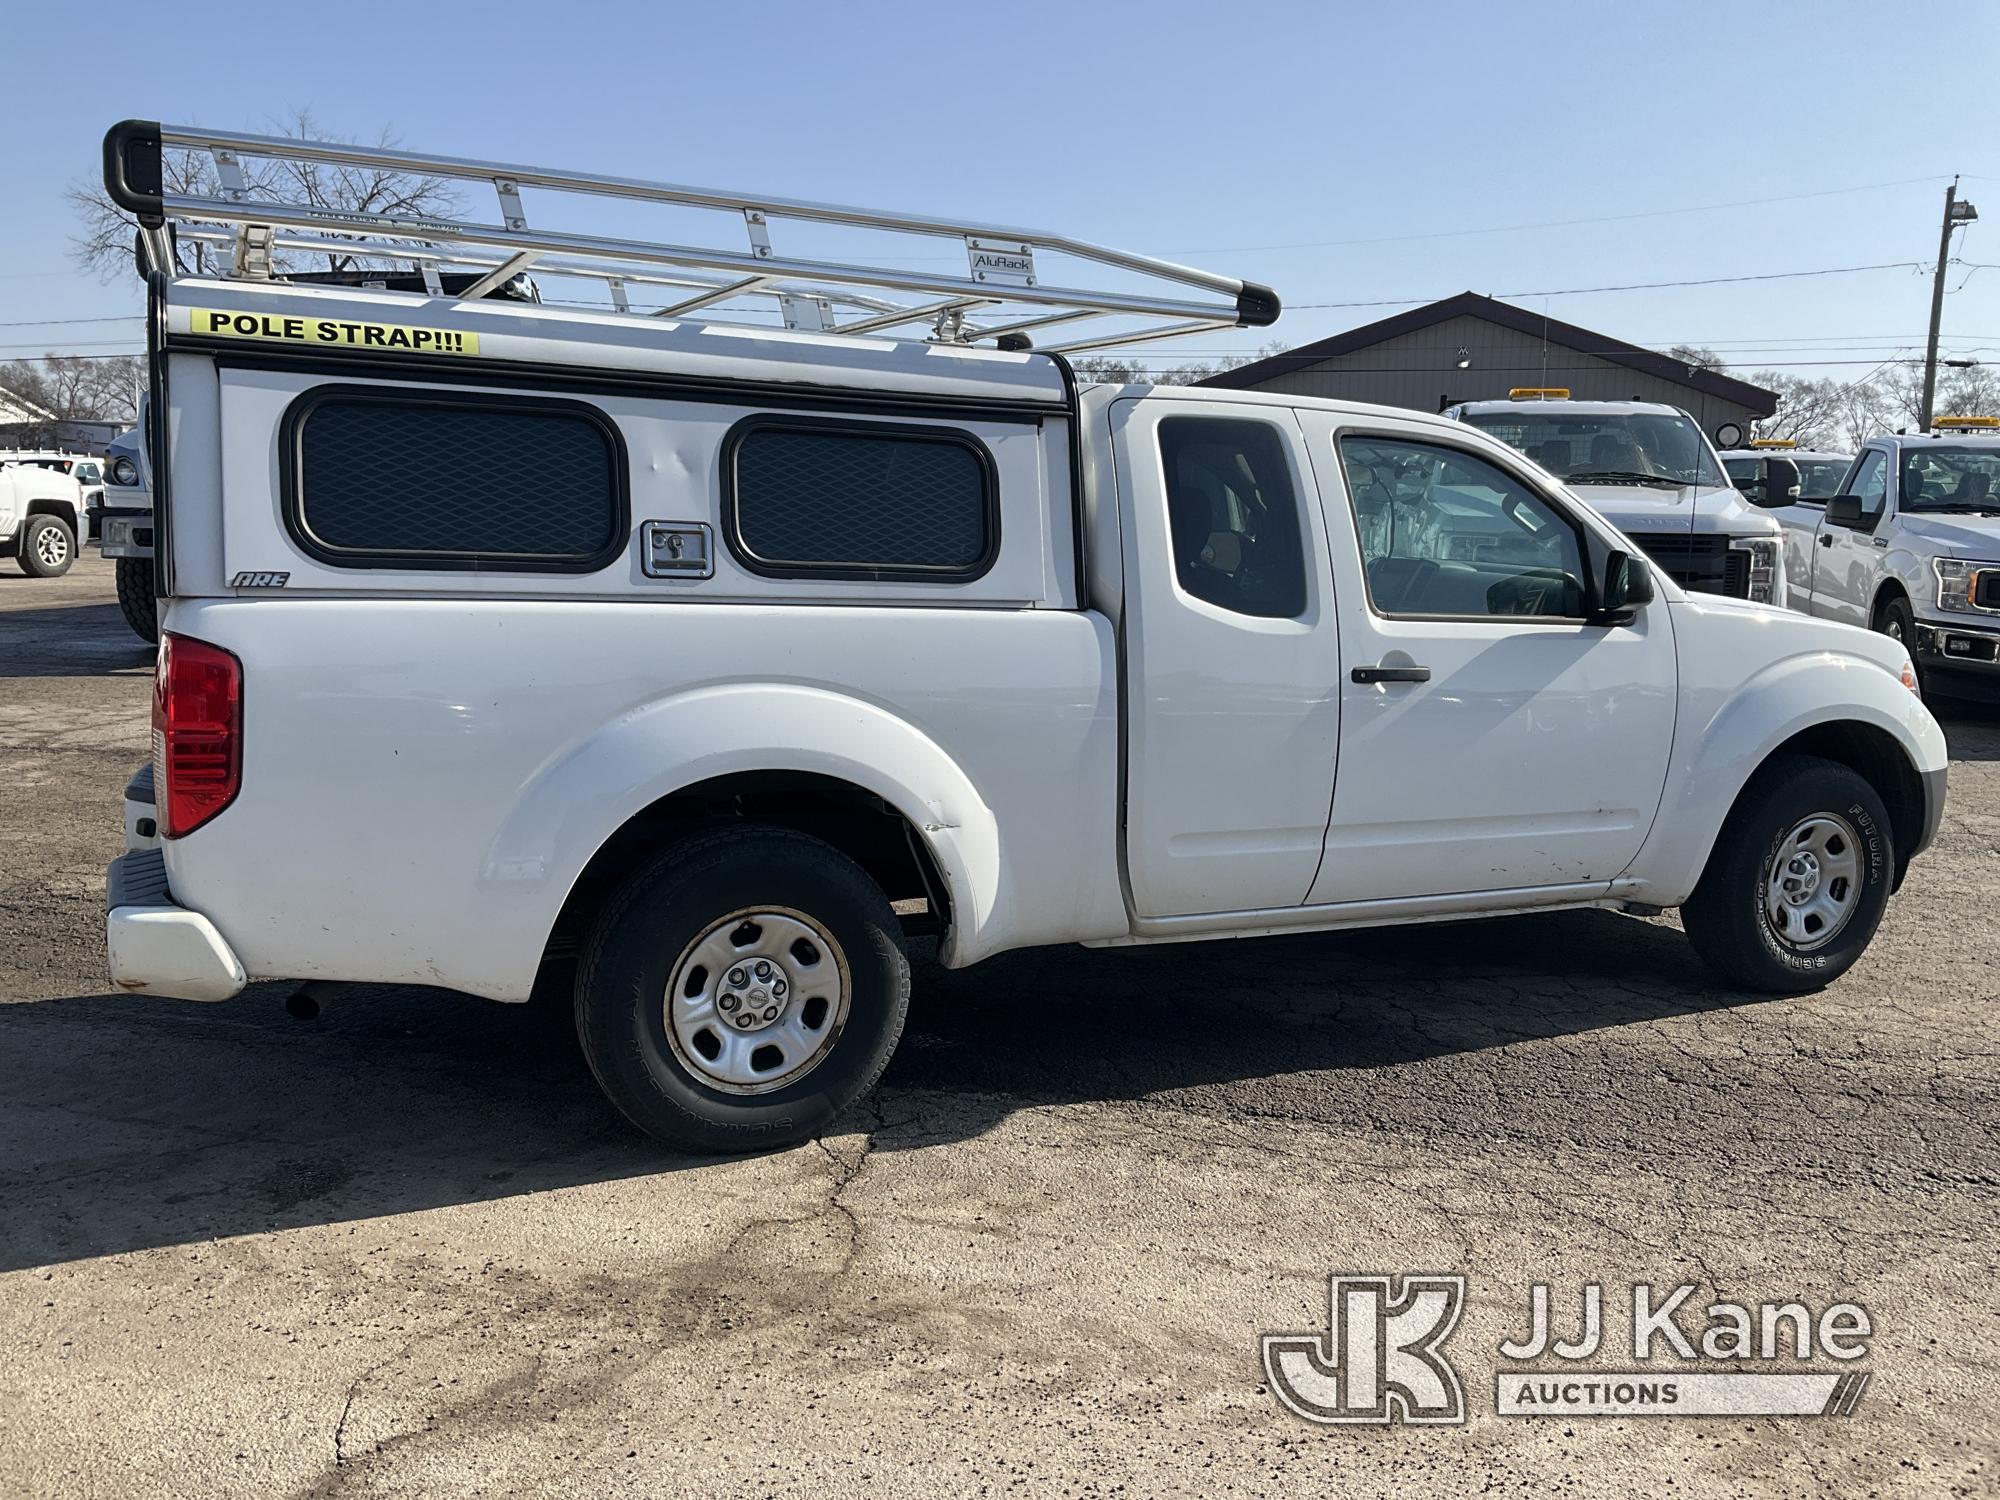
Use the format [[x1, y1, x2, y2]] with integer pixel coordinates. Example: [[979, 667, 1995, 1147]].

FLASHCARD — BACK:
[[1932, 557, 2000, 614], [109, 456, 140, 487], [1731, 537, 1781, 603]]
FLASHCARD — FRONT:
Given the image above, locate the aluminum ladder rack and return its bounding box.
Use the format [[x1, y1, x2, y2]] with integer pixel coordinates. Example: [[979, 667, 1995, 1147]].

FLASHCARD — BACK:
[[104, 121, 1279, 355]]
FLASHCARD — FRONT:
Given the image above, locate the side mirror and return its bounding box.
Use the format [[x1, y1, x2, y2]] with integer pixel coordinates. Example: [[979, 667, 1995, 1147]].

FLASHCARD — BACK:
[[1592, 548, 1655, 625], [1825, 494, 1878, 529], [1753, 456, 1801, 508]]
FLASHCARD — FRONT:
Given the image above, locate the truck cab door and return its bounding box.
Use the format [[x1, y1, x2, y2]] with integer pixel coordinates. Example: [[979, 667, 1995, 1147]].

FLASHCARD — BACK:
[[1110, 397, 1342, 919], [1812, 447, 1890, 626], [1294, 412, 1678, 904]]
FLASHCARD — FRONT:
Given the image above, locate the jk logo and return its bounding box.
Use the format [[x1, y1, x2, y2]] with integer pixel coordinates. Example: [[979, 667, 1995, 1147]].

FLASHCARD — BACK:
[[1263, 1274, 1467, 1425]]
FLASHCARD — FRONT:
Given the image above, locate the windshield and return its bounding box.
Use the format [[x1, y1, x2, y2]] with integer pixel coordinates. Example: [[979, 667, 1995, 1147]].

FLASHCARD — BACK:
[[1796, 459, 1850, 500], [1901, 447, 2000, 512], [1462, 409, 1726, 488]]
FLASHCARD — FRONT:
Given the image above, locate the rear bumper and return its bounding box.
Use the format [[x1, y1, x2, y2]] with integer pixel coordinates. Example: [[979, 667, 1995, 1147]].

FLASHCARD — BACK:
[[124, 762, 160, 851], [105, 847, 246, 1002]]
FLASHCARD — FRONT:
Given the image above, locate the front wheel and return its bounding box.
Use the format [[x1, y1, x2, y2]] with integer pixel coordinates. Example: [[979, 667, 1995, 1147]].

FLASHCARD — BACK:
[[17, 516, 74, 577], [1875, 594, 1929, 698], [1680, 754, 1894, 994], [115, 557, 158, 642], [575, 825, 910, 1152]]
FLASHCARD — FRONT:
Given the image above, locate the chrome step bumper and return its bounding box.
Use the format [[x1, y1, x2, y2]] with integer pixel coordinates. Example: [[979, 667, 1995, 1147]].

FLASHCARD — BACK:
[[105, 846, 245, 1002]]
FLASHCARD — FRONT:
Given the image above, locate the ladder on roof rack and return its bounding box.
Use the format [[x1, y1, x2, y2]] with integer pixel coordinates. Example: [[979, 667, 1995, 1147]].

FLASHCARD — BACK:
[[104, 121, 1280, 356]]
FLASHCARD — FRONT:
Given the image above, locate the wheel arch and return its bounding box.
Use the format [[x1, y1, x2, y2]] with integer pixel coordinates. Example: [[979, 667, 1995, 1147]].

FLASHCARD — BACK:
[[1870, 577, 1910, 627], [1711, 720, 1927, 891], [1636, 649, 1946, 904], [545, 768, 957, 975], [484, 682, 1002, 986], [22, 497, 80, 529]]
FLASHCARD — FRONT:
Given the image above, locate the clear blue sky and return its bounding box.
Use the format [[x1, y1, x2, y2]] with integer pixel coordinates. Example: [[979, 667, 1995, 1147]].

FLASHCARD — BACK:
[[5, 0, 1998, 380]]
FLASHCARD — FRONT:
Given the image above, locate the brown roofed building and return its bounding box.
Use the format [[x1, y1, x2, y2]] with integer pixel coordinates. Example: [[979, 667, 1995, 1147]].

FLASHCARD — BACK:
[[1199, 292, 1777, 444]]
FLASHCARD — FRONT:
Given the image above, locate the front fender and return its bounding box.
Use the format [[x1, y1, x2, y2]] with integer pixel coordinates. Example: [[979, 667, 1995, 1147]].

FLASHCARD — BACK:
[[1633, 646, 1945, 903], [1879, 546, 1931, 613], [482, 682, 1000, 968]]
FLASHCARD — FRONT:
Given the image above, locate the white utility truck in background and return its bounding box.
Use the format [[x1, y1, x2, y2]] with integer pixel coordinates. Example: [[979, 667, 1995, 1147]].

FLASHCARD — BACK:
[[0, 457, 85, 577], [1, 450, 105, 535], [99, 416, 158, 640], [1769, 416, 2000, 699], [1446, 392, 1789, 607], [1719, 438, 1854, 507], [100, 121, 1946, 1152]]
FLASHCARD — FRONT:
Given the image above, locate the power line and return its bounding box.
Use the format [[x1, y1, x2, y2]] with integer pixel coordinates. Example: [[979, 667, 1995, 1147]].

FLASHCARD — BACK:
[[0, 341, 144, 354], [1168, 178, 1944, 258], [1288, 260, 1930, 311], [1099, 357, 1950, 375], [0, 315, 143, 329]]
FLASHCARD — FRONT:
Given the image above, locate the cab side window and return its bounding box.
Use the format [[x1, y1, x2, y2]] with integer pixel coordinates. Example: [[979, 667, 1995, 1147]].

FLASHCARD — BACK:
[[1158, 416, 1308, 619], [1338, 435, 1587, 619], [1848, 451, 1887, 511]]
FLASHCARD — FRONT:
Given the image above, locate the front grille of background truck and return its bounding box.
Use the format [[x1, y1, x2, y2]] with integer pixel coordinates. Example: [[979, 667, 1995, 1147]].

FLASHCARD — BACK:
[[1630, 534, 1748, 598]]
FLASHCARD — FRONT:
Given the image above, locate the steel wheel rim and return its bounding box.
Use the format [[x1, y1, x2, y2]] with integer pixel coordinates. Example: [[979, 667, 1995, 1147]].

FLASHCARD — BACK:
[[1884, 615, 1904, 643], [34, 526, 67, 568], [663, 906, 851, 1095], [1764, 813, 1863, 952]]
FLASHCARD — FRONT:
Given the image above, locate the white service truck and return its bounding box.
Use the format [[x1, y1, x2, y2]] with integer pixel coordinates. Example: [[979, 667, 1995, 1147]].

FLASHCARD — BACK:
[[99, 417, 159, 640], [100, 122, 1947, 1152], [1718, 439, 1854, 513], [0, 458, 85, 577], [1768, 417, 2000, 699], [1446, 394, 1788, 607], [1, 450, 105, 534]]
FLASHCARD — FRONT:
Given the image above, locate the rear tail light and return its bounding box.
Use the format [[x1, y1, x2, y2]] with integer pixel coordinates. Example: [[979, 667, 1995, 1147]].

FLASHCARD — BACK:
[[152, 632, 242, 837]]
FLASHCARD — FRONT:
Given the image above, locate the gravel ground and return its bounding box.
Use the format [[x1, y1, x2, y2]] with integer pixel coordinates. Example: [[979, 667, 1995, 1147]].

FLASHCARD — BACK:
[[2, 554, 1995, 1499]]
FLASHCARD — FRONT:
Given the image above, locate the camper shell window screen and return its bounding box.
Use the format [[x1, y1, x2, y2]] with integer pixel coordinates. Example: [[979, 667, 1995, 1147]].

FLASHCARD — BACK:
[[281, 386, 627, 571], [721, 416, 999, 581]]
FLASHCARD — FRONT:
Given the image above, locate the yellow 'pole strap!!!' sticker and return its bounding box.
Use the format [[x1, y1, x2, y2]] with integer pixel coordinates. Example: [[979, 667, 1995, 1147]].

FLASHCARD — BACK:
[[188, 309, 480, 355]]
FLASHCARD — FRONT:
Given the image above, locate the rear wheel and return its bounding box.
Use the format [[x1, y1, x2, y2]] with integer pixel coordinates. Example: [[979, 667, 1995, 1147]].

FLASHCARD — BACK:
[[574, 825, 910, 1152], [1680, 754, 1894, 993], [17, 516, 73, 577], [115, 557, 158, 642]]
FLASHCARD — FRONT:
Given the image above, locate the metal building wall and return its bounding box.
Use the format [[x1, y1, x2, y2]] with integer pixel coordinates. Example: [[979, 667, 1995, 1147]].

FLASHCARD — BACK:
[[1231, 314, 1765, 439]]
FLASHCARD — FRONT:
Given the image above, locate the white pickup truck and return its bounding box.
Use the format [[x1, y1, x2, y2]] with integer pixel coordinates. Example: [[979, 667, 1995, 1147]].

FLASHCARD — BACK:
[[1445, 394, 1788, 607], [0, 458, 85, 577], [100, 122, 1947, 1152], [1767, 419, 2000, 700]]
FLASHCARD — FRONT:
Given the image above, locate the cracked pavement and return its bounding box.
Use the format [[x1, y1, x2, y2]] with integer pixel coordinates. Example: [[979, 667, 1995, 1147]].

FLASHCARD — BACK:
[[1, 556, 1995, 1498]]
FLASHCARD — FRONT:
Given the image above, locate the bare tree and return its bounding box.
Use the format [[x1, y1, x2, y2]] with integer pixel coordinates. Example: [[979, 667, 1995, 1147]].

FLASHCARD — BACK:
[[1664, 343, 1726, 373], [1071, 339, 1289, 387], [1745, 360, 1996, 451], [69, 109, 463, 282], [0, 355, 143, 429]]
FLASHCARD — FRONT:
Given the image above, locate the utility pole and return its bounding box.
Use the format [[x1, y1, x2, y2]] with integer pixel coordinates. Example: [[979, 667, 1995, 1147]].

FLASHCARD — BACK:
[[1920, 177, 1979, 429]]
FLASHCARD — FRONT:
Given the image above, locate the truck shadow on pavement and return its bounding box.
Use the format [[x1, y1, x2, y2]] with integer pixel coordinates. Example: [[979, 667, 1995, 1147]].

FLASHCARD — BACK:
[[1, 907, 1766, 1271], [1934, 695, 2000, 759], [0, 601, 154, 679]]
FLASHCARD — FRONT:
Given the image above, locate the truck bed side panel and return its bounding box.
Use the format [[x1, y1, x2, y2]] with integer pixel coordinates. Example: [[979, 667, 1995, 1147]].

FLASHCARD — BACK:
[[157, 598, 1123, 997]]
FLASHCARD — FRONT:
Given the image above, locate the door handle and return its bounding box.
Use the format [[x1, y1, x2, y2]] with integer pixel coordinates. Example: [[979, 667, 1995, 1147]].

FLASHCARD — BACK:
[[1818, 534, 1834, 547], [1352, 665, 1431, 684]]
